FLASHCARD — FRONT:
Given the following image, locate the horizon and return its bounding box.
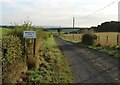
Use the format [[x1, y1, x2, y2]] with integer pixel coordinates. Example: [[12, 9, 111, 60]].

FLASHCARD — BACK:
[[0, 20, 119, 28]]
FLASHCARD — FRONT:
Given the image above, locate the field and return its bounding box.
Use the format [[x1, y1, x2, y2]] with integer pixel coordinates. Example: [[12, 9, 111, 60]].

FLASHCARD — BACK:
[[0, 29, 1, 38], [60, 34, 82, 43], [61, 32, 120, 46], [95, 32, 120, 46]]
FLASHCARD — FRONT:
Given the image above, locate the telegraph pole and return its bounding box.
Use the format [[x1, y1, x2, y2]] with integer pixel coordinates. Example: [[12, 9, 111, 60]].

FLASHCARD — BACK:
[[73, 17, 75, 39]]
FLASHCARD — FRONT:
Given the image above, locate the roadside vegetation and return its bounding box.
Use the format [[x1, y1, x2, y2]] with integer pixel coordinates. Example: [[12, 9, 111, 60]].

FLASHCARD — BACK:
[[59, 29, 120, 60], [0, 28, 2, 38], [59, 34, 81, 43], [28, 36, 73, 83], [88, 45, 120, 60], [2, 21, 73, 84]]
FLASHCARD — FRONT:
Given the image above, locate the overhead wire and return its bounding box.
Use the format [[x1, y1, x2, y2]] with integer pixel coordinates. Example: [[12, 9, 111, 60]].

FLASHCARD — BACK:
[[76, 0, 119, 19]]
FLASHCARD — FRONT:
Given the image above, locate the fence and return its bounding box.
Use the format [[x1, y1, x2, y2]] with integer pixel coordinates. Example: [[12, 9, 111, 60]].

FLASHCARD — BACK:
[[95, 32, 120, 46], [63, 32, 120, 46]]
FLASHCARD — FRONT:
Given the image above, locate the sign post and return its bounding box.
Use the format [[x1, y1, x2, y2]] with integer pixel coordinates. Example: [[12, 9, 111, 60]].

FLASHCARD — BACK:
[[23, 31, 36, 58]]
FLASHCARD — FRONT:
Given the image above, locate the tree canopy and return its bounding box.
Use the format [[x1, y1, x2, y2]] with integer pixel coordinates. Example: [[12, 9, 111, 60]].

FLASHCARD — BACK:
[[91, 21, 120, 32]]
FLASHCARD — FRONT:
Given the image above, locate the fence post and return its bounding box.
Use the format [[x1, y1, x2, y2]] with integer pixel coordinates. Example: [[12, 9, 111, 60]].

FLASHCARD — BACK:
[[33, 38, 36, 56], [117, 34, 119, 46], [98, 36, 100, 42], [106, 35, 108, 45], [80, 34, 81, 41]]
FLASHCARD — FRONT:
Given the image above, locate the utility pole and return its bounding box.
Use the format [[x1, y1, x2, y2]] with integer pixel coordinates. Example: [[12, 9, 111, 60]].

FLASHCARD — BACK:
[[73, 17, 75, 39]]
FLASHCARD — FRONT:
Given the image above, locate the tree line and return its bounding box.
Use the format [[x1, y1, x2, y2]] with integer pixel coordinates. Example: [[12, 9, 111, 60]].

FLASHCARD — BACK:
[[91, 21, 120, 32]]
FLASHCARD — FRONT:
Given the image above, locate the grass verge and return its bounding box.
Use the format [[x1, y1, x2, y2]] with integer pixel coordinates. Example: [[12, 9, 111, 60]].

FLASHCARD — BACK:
[[28, 36, 73, 83], [88, 45, 120, 60], [59, 34, 120, 60]]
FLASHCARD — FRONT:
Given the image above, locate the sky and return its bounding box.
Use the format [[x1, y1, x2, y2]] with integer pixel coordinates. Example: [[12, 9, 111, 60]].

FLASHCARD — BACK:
[[0, 0, 119, 27]]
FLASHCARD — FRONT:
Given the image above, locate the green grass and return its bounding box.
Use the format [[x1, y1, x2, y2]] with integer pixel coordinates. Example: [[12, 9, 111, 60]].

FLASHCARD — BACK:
[[59, 34, 81, 43], [28, 36, 73, 83], [0, 28, 2, 38], [88, 45, 120, 60], [0, 28, 12, 36]]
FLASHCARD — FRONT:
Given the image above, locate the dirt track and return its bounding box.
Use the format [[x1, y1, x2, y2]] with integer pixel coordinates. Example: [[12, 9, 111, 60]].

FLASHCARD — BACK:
[[54, 36, 120, 83]]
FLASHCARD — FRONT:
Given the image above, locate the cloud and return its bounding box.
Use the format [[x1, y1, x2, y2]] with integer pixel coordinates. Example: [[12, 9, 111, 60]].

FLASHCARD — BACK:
[[1, 0, 118, 27]]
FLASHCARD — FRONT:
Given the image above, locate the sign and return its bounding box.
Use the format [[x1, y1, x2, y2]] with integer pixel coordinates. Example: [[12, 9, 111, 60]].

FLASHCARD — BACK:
[[23, 31, 36, 58], [23, 31, 36, 38]]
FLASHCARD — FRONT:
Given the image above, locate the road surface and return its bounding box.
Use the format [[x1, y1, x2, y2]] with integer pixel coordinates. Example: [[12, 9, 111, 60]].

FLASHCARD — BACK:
[[55, 36, 120, 83]]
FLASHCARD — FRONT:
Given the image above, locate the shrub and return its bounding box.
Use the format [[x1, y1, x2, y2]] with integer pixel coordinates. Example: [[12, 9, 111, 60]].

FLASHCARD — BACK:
[[7, 21, 33, 44], [81, 29, 97, 45], [2, 35, 23, 65]]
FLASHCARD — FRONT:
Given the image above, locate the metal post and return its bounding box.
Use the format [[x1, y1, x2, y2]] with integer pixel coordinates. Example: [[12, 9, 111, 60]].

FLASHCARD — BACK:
[[33, 38, 36, 56]]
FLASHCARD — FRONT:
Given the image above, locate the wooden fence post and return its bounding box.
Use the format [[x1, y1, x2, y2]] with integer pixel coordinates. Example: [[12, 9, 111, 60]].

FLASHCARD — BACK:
[[106, 35, 108, 45], [97, 36, 100, 44], [117, 34, 119, 46]]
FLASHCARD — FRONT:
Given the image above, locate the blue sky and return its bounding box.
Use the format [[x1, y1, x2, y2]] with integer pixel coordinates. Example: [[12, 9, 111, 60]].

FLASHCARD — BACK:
[[1, 0, 119, 27]]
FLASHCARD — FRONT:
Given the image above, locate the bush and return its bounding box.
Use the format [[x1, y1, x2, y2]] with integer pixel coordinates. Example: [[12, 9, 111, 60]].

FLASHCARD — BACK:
[[82, 29, 97, 45], [2, 35, 23, 65], [7, 21, 33, 44]]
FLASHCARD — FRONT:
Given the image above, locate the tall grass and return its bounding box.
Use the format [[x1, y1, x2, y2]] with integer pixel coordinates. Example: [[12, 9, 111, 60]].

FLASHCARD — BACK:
[[28, 36, 73, 83]]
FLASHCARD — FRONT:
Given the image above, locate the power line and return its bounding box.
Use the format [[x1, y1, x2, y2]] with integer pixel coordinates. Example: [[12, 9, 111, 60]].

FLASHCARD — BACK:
[[72, 0, 119, 27], [83, 0, 119, 17], [86, 2, 114, 17]]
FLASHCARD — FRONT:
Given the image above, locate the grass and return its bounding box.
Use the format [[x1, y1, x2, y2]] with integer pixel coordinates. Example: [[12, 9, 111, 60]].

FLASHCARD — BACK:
[[59, 34, 82, 43], [0, 28, 1, 38], [88, 45, 120, 60], [60, 32, 120, 46], [28, 36, 73, 83]]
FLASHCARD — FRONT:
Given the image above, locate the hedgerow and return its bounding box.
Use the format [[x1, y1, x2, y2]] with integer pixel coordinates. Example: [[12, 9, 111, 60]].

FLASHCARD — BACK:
[[2, 35, 23, 65], [2, 21, 51, 83]]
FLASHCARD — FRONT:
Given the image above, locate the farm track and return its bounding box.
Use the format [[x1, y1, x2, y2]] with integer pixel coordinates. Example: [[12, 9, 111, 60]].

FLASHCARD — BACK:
[[54, 36, 120, 83]]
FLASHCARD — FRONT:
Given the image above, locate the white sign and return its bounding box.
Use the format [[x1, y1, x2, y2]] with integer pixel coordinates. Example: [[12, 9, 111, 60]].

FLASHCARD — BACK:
[[23, 31, 36, 38]]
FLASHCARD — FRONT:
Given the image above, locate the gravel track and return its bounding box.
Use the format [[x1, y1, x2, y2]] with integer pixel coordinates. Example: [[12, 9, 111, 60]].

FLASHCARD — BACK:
[[54, 36, 120, 83]]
